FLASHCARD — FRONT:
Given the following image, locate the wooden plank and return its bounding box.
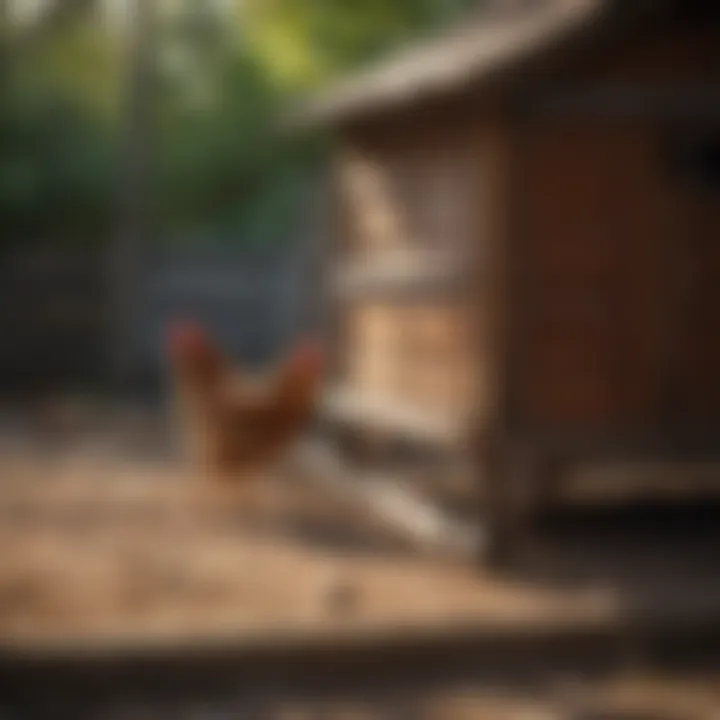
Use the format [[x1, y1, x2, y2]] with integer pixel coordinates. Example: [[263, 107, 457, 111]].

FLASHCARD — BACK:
[[321, 386, 466, 447], [330, 119, 484, 444], [336, 119, 481, 261], [343, 300, 476, 422], [470, 117, 513, 439], [514, 121, 676, 429], [513, 427, 720, 462], [332, 251, 463, 298], [508, 17, 720, 434], [523, 86, 720, 120]]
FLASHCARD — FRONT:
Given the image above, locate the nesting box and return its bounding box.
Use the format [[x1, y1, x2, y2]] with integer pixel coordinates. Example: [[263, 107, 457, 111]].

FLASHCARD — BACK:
[[295, 0, 720, 561]]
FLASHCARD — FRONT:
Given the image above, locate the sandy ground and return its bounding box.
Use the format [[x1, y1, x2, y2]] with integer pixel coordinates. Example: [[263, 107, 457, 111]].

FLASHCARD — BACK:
[[0, 405, 629, 645], [0, 402, 718, 642], [0, 452, 618, 644], [2, 408, 720, 717]]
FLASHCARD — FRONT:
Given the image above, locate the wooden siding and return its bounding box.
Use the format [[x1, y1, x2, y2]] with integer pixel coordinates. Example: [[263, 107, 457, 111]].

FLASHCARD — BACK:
[[513, 20, 720, 432], [344, 300, 476, 420], [516, 121, 675, 429], [337, 117, 480, 262], [331, 112, 497, 432], [328, 15, 720, 453]]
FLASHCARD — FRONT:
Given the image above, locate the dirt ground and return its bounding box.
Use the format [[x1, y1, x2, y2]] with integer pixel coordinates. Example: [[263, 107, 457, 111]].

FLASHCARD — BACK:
[[3, 405, 720, 717], [93, 678, 720, 720], [0, 402, 628, 644], [0, 401, 718, 642]]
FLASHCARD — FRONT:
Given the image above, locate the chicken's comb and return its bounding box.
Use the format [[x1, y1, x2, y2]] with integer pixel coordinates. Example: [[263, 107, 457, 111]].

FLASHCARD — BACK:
[[166, 320, 212, 359], [289, 339, 324, 375]]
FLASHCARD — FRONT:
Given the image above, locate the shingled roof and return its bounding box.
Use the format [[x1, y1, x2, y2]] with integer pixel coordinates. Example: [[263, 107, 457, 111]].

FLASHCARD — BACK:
[[289, 0, 672, 129]]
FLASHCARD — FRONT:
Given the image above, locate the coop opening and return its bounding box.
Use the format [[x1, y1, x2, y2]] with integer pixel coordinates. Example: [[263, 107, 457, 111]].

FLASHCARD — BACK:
[[667, 130, 720, 192]]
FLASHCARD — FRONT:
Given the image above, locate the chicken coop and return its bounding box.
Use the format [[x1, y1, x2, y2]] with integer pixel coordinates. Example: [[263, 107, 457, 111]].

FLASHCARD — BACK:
[[292, 0, 720, 564]]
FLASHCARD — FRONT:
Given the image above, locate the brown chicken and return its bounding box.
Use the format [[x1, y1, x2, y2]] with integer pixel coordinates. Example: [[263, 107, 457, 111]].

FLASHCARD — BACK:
[[167, 320, 324, 484]]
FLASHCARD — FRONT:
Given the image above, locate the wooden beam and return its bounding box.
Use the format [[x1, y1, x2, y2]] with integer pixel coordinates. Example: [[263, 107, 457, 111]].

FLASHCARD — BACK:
[[332, 251, 463, 299], [513, 427, 720, 462], [523, 86, 720, 120], [321, 386, 467, 448]]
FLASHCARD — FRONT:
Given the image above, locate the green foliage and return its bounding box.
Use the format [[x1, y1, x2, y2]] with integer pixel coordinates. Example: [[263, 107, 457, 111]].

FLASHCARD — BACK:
[[0, 31, 116, 250], [0, 0, 476, 253], [242, 0, 477, 92], [155, 44, 328, 246], [27, 15, 124, 123]]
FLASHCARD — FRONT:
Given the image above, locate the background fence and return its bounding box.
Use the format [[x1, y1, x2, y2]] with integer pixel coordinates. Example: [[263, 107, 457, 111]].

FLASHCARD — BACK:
[[0, 240, 314, 399]]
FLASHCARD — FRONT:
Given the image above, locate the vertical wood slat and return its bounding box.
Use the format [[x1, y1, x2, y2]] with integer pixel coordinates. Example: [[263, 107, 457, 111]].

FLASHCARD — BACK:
[[515, 121, 680, 430], [669, 179, 720, 420]]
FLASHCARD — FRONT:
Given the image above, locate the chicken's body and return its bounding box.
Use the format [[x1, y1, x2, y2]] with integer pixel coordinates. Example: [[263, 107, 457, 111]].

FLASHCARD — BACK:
[[167, 322, 323, 486]]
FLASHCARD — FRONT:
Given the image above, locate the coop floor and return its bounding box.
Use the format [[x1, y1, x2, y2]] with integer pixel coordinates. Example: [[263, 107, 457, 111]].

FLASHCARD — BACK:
[[1, 407, 720, 648]]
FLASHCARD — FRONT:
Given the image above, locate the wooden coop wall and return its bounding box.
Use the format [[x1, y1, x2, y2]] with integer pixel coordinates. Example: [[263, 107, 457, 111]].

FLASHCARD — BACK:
[[332, 112, 502, 428], [345, 301, 476, 418], [336, 117, 480, 261], [512, 20, 720, 433]]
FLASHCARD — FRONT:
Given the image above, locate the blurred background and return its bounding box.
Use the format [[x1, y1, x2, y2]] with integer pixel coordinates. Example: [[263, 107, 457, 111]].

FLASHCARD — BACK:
[[2, 1, 720, 718], [0, 0, 478, 398]]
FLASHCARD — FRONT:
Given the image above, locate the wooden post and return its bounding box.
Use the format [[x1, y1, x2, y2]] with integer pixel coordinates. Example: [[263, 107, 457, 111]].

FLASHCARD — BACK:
[[107, 0, 157, 392]]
